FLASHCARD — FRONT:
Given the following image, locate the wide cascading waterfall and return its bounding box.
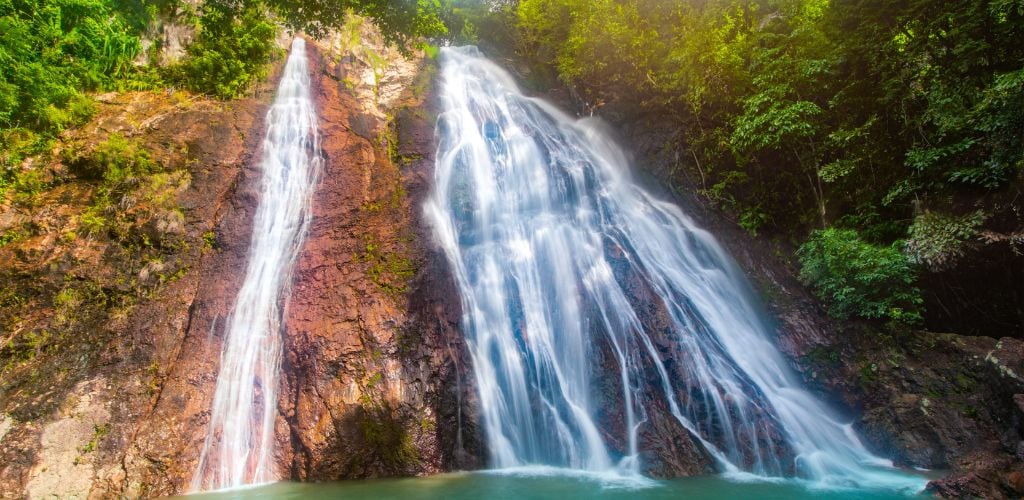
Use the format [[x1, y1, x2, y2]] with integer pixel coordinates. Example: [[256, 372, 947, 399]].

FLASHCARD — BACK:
[[425, 46, 924, 491], [191, 38, 321, 491]]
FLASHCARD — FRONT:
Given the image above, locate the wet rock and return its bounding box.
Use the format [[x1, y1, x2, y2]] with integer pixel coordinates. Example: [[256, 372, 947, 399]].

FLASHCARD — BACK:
[[274, 37, 479, 481], [348, 112, 378, 140], [927, 451, 1024, 499], [141, 207, 187, 244]]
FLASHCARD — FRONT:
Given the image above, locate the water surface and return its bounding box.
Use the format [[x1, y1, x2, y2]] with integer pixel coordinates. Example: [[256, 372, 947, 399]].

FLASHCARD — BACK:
[[189, 470, 929, 500]]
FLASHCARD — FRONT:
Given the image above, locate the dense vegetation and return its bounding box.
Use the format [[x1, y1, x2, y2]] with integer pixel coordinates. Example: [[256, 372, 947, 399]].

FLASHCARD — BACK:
[[1, 0, 446, 190], [494, 0, 1023, 332]]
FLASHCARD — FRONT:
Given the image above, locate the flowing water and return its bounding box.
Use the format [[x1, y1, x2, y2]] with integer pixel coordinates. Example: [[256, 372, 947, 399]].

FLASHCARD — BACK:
[[192, 38, 321, 491], [424, 46, 925, 492]]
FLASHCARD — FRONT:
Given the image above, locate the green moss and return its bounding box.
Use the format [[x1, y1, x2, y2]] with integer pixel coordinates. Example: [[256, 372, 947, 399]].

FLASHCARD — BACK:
[[361, 201, 384, 213], [146, 362, 161, 396], [1, 330, 52, 366], [366, 371, 383, 388], [954, 372, 977, 392], [0, 284, 26, 309], [962, 405, 979, 419], [419, 415, 435, 432], [363, 180, 406, 214], [0, 284, 27, 346], [157, 265, 189, 285], [78, 207, 107, 237], [356, 405, 420, 471], [410, 60, 438, 100], [358, 235, 416, 295], [1, 130, 50, 192], [80, 422, 110, 454], [68, 133, 157, 182], [804, 345, 840, 368], [342, 76, 359, 92], [394, 327, 421, 359], [856, 360, 879, 387], [202, 230, 217, 250], [389, 181, 406, 209], [75, 422, 111, 463], [0, 226, 28, 248], [53, 280, 108, 329], [11, 169, 49, 207], [376, 113, 400, 166]]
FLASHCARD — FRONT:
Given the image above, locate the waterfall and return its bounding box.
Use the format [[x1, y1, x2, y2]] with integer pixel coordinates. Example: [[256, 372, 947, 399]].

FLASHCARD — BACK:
[[425, 46, 923, 491], [192, 38, 321, 491]]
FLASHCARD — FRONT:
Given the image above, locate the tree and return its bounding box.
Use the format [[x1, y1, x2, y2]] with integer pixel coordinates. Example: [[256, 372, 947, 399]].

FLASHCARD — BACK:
[[268, 0, 447, 47]]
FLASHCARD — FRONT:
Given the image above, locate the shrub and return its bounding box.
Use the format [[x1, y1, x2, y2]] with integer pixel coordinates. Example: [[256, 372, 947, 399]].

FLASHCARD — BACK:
[[68, 134, 161, 238], [906, 210, 987, 271], [79, 208, 106, 237], [93, 134, 158, 184], [0, 227, 28, 247], [0, 0, 142, 134], [69, 133, 157, 183], [797, 228, 923, 323], [173, 0, 279, 99], [12, 168, 48, 207]]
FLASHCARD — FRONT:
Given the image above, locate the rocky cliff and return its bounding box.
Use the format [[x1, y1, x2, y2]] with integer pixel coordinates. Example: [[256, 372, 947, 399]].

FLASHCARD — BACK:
[[0, 28, 480, 498], [0, 83, 276, 497]]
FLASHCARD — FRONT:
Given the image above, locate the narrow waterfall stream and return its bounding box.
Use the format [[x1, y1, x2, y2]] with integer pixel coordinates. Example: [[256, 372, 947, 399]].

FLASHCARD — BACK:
[[425, 47, 925, 492], [191, 38, 321, 491]]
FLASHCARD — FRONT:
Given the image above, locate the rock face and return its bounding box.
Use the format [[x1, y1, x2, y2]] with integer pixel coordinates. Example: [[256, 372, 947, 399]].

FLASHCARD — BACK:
[[0, 31, 482, 496], [116, 93, 273, 495], [276, 36, 480, 480], [23, 378, 112, 499], [0, 85, 275, 498]]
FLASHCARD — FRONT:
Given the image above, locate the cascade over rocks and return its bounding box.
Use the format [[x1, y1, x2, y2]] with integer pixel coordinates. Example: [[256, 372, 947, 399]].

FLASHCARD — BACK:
[[456, 37, 1024, 495], [425, 46, 920, 490]]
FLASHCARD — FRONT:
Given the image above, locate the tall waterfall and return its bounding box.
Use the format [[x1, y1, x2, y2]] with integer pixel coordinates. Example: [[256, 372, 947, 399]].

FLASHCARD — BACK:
[[192, 38, 321, 491], [425, 46, 923, 491]]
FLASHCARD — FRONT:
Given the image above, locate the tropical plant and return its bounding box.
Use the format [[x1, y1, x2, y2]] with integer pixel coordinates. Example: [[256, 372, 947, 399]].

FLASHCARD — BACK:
[[798, 228, 923, 323]]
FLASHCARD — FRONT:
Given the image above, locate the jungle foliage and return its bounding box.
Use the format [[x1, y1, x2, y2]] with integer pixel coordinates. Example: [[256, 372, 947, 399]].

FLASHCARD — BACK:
[[507, 0, 1024, 324], [1, 0, 447, 191], [173, 0, 280, 99]]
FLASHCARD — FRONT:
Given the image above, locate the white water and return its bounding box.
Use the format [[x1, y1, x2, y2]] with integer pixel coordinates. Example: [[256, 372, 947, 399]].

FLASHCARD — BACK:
[[191, 38, 321, 491], [425, 46, 925, 492]]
